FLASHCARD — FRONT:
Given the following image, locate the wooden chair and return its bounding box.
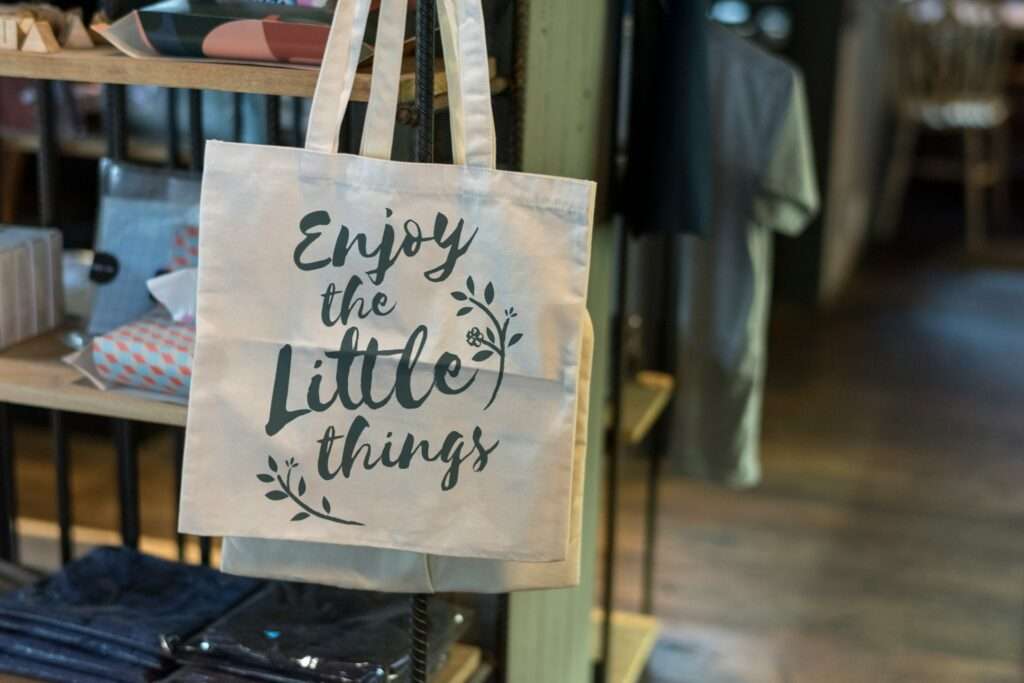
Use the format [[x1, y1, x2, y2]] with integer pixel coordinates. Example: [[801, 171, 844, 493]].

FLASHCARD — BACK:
[[875, 0, 1012, 252]]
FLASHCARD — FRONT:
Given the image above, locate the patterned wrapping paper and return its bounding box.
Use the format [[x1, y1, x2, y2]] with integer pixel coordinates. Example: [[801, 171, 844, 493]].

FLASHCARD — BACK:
[[171, 224, 200, 270], [91, 309, 194, 398], [0, 227, 62, 351]]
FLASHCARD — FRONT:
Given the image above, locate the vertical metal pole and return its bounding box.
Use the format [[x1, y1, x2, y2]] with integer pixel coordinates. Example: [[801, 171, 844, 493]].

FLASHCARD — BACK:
[[640, 447, 661, 614], [199, 536, 212, 566], [0, 405, 17, 562], [50, 411, 72, 564], [291, 97, 303, 147], [232, 93, 244, 142], [411, 2, 435, 681], [265, 96, 280, 146], [640, 231, 677, 615], [188, 90, 203, 170], [597, 0, 630, 675], [173, 427, 185, 562], [186, 93, 209, 563], [114, 420, 140, 549], [36, 80, 57, 226], [166, 89, 179, 167], [415, 0, 435, 162], [104, 84, 127, 161], [411, 594, 430, 683], [493, 593, 510, 682]]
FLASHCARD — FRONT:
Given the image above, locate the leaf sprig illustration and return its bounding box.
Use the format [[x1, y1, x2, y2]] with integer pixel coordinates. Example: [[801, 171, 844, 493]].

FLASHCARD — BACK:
[[452, 276, 522, 409], [258, 456, 364, 526]]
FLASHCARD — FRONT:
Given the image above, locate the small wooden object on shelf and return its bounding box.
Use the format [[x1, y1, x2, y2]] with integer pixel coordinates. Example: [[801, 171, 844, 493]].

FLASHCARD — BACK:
[[21, 20, 60, 54], [0, 17, 20, 50], [60, 14, 92, 49]]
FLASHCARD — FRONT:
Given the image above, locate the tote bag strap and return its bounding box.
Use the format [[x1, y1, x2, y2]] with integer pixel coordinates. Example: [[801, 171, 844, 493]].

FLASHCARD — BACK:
[[308, 0, 496, 170], [305, 0, 373, 154], [446, 0, 496, 169], [359, 0, 409, 159], [360, 0, 496, 168]]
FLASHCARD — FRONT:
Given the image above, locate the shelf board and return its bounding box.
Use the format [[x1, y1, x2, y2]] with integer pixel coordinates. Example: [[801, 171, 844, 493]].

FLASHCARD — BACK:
[[590, 609, 660, 683], [0, 47, 505, 99], [2, 130, 184, 164], [0, 328, 186, 427], [617, 370, 676, 445]]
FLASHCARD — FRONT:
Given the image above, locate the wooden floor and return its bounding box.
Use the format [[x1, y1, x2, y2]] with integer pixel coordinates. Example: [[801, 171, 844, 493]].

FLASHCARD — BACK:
[[608, 261, 1024, 683], [7, 259, 1024, 682]]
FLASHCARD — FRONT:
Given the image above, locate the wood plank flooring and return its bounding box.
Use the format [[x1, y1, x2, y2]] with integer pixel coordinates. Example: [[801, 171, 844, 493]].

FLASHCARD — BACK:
[[607, 263, 1024, 683]]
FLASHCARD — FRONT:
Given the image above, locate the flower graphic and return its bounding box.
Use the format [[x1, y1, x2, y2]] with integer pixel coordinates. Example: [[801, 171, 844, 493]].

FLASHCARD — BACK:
[[451, 276, 524, 410], [466, 327, 485, 347]]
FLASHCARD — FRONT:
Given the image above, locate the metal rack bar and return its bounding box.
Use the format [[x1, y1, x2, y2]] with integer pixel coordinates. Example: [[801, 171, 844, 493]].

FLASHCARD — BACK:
[[114, 420, 140, 549], [639, 232, 678, 615], [166, 89, 180, 167], [0, 404, 16, 562], [173, 427, 185, 562], [597, 0, 631, 676], [36, 80, 57, 226], [188, 90, 203, 170], [233, 92, 244, 142], [104, 84, 128, 161], [50, 411, 72, 565], [291, 97, 303, 146], [410, 1, 436, 680], [265, 95, 280, 146]]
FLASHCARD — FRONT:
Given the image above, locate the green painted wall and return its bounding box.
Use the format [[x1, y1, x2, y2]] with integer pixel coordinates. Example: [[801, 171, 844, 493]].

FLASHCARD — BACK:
[[506, 0, 615, 681]]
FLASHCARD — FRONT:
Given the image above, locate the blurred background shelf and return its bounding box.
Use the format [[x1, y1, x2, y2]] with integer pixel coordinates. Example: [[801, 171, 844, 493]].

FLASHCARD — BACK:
[[0, 47, 506, 100], [590, 609, 659, 683], [617, 371, 675, 445]]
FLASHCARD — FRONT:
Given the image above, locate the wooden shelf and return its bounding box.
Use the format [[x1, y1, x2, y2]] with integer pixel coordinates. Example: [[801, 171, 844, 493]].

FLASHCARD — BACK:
[[0, 328, 186, 427], [0, 47, 506, 100], [2, 130, 185, 165], [617, 371, 675, 445], [590, 609, 660, 683]]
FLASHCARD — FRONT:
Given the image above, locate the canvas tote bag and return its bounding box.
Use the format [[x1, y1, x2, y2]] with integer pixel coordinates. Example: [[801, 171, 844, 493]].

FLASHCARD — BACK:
[[178, 0, 596, 562], [221, 311, 593, 593]]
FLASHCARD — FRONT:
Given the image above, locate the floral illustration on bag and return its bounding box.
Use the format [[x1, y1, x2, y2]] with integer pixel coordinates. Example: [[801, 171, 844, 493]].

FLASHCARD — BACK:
[[452, 276, 523, 410], [258, 455, 364, 525]]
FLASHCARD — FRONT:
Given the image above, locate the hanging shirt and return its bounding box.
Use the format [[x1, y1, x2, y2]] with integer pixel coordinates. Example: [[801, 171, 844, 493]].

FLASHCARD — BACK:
[[671, 24, 819, 488]]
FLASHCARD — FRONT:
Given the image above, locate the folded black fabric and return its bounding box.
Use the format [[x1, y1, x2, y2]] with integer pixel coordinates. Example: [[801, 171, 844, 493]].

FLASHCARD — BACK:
[[166, 661, 338, 683], [0, 615, 166, 669], [0, 652, 113, 683], [176, 583, 466, 683], [0, 628, 154, 682], [0, 547, 261, 657], [160, 665, 260, 682]]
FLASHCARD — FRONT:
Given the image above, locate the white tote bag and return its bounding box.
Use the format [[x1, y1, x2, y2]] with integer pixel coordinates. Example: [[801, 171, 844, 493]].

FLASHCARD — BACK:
[[178, 0, 595, 562], [220, 312, 593, 593]]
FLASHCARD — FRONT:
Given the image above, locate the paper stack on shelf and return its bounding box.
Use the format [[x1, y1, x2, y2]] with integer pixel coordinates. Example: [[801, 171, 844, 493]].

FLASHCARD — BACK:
[[0, 226, 62, 351]]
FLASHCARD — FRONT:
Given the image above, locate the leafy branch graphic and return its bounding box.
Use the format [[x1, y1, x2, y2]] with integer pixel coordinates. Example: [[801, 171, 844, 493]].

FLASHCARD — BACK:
[[258, 456, 364, 526], [452, 276, 523, 410]]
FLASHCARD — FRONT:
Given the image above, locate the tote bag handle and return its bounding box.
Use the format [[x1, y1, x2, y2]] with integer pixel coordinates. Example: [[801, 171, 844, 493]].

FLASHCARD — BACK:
[[305, 0, 496, 170]]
